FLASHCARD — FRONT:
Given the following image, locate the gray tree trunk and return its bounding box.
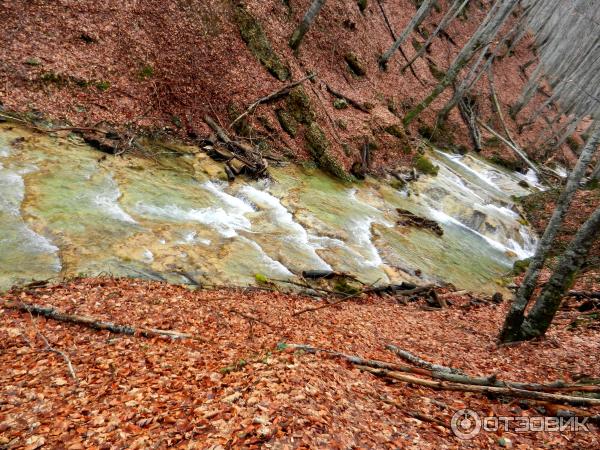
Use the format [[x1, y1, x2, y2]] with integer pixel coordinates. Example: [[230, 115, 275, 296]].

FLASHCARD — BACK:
[[499, 121, 600, 343], [403, 0, 519, 126], [400, 0, 469, 73], [289, 0, 327, 52], [379, 0, 437, 69], [518, 205, 600, 340], [592, 159, 600, 180]]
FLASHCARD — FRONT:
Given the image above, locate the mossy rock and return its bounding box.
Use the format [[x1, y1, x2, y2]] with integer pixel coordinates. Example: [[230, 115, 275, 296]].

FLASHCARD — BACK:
[[414, 155, 439, 176], [333, 98, 349, 109], [276, 108, 298, 137], [512, 258, 531, 275], [233, 5, 290, 81], [384, 124, 406, 140], [357, 0, 368, 12], [305, 122, 349, 180], [336, 118, 348, 130], [287, 86, 315, 124], [390, 178, 406, 190], [344, 52, 367, 76]]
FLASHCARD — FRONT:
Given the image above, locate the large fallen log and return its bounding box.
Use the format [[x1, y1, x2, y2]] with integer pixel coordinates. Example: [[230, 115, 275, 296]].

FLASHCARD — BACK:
[[2, 301, 200, 341], [358, 366, 600, 407]]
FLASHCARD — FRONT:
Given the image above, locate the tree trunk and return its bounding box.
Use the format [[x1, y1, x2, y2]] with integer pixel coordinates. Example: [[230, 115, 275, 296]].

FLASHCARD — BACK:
[[592, 159, 600, 180], [499, 122, 600, 343], [379, 0, 437, 69], [289, 0, 326, 52], [518, 205, 600, 340], [403, 0, 519, 126]]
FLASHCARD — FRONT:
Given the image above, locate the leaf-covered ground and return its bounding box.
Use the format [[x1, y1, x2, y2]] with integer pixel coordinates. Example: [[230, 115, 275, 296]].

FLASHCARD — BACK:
[[1, 278, 598, 449]]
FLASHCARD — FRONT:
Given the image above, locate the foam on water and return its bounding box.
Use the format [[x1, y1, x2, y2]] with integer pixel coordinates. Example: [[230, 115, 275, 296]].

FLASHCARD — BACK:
[[93, 175, 137, 223], [142, 249, 154, 263], [239, 237, 294, 277], [134, 202, 252, 238], [0, 165, 60, 263], [239, 185, 332, 270]]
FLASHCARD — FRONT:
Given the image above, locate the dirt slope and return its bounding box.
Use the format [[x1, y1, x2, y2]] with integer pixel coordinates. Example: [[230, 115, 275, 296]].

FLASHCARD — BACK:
[[0, 0, 575, 174]]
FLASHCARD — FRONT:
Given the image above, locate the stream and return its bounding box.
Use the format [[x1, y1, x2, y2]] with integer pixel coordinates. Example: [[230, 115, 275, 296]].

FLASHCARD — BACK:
[[0, 123, 541, 293]]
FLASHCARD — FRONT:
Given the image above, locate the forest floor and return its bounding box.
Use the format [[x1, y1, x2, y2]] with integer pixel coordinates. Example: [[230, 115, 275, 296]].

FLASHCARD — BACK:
[[1, 275, 599, 450]]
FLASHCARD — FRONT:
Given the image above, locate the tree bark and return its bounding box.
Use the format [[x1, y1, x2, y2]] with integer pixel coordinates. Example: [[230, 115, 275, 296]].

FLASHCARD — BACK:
[[500, 122, 600, 343], [592, 159, 600, 180], [378, 0, 437, 69], [518, 205, 600, 339], [289, 0, 327, 52]]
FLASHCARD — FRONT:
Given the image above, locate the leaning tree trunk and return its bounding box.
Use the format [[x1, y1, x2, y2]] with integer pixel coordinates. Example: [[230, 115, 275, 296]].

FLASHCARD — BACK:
[[289, 0, 326, 52], [517, 205, 600, 340], [403, 0, 519, 126], [379, 0, 437, 69], [499, 122, 600, 343], [401, 0, 470, 73], [592, 159, 600, 180]]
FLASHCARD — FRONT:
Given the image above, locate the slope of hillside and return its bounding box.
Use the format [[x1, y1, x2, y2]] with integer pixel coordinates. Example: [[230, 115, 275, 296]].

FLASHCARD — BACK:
[[0, 0, 574, 175]]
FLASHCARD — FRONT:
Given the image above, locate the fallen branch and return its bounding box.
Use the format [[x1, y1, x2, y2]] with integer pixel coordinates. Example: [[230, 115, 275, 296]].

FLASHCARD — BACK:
[[292, 292, 362, 316], [3, 301, 200, 341], [477, 119, 541, 177], [386, 344, 464, 375], [230, 73, 316, 128], [569, 291, 600, 300], [358, 366, 600, 407], [284, 343, 422, 372], [366, 284, 436, 296], [288, 343, 600, 395], [37, 331, 79, 383], [325, 84, 371, 113]]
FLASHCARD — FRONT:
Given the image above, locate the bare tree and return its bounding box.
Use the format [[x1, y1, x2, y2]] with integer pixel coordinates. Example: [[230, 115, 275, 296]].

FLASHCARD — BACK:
[[516, 205, 600, 340], [401, 0, 470, 73], [378, 0, 437, 70], [500, 122, 600, 342], [403, 0, 520, 126], [289, 0, 327, 52]]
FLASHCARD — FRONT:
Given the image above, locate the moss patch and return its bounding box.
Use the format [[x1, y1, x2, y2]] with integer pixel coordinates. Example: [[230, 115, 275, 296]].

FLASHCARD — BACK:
[[333, 98, 349, 109], [305, 122, 349, 180], [233, 5, 290, 81], [276, 108, 298, 137], [357, 0, 368, 12], [414, 155, 439, 176], [384, 124, 406, 140], [287, 86, 315, 124], [344, 52, 367, 77]]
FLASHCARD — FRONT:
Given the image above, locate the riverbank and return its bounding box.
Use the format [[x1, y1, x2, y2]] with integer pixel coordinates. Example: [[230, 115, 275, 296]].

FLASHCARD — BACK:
[[1, 277, 598, 448]]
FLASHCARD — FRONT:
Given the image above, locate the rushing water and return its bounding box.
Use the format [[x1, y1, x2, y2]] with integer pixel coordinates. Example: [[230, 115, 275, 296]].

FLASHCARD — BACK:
[[0, 124, 540, 293]]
